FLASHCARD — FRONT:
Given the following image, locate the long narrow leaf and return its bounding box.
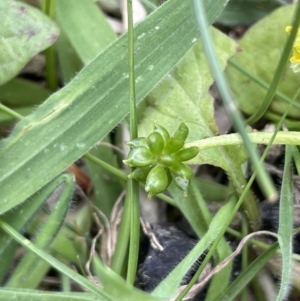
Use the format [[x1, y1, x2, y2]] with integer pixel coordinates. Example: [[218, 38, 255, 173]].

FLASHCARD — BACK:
[[6, 173, 75, 288], [0, 0, 227, 214], [0, 220, 113, 301], [152, 196, 236, 299], [0, 289, 100, 301], [56, 0, 117, 63], [214, 243, 279, 301], [275, 145, 293, 300], [0, 174, 72, 282], [93, 255, 164, 301]]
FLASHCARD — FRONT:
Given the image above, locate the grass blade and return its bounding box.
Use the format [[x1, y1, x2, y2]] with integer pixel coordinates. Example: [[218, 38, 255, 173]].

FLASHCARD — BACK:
[[275, 144, 293, 300], [6, 173, 75, 288], [56, 0, 117, 63], [214, 243, 279, 301], [0, 0, 227, 214], [0, 220, 113, 301]]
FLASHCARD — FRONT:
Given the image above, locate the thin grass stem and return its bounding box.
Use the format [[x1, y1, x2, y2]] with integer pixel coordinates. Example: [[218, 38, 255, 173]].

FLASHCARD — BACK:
[[125, 0, 140, 285]]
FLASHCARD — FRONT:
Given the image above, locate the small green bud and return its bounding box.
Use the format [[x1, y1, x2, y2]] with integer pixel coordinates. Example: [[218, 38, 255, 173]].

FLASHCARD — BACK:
[[157, 154, 174, 166], [168, 162, 193, 180], [165, 167, 172, 188], [123, 147, 155, 167], [172, 146, 199, 162], [128, 165, 154, 181], [154, 123, 170, 146], [171, 173, 189, 195], [147, 132, 164, 156], [145, 164, 169, 198], [126, 137, 148, 148], [164, 122, 189, 154]]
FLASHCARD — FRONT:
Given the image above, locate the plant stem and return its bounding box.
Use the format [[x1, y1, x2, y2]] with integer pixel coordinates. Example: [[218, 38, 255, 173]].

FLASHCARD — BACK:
[[0, 104, 22, 120], [41, 0, 58, 91], [126, 0, 140, 285]]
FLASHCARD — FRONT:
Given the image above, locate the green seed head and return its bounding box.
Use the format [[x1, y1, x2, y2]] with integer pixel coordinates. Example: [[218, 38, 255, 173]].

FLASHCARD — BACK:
[[126, 137, 148, 148], [168, 162, 193, 180], [123, 147, 155, 167], [147, 131, 165, 157], [171, 173, 190, 195], [172, 146, 199, 162], [145, 164, 169, 198], [154, 123, 170, 146], [128, 165, 154, 181], [164, 122, 189, 154]]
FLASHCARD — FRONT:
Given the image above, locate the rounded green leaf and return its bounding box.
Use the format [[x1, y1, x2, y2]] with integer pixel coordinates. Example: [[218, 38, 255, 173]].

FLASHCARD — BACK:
[[147, 131, 164, 156], [226, 4, 300, 119], [0, 1, 60, 85], [123, 147, 155, 167], [145, 164, 169, 198]]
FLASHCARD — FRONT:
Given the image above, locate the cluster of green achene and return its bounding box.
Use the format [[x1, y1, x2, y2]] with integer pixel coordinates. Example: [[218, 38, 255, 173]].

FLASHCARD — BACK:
[[123, 122, 199, 197]]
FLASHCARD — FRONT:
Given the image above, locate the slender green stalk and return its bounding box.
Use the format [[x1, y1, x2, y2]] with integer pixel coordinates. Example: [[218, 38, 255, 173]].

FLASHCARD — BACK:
[[226, 227, 300, 262], [240, 213, 248, 301], [214, 243, 279, 301], [110, 197, 130, 274], [275, 144, 293, 301], [192, 0, 277, 202], [41, 0, 58, 91], [0, 104, 22, 120], [84, 153, 127, 180], [247, 1, 300, 124], [228, 60, 300, 111], [292, 146, 300, 176], [265, 112, 300, 130], [126, 0, 140, 285], [61, 272, 71, 292], [140, 0, 158, 10], [187, 131, 300, 150]]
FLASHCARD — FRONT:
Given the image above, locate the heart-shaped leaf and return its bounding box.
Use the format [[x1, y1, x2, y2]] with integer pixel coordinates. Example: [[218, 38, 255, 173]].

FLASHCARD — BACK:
[[226, 4, 300, 119], [138, 28, 260, 223]]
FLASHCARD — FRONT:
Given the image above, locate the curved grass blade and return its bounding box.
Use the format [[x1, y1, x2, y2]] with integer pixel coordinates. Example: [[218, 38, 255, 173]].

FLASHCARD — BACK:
[[152, 195, 236, 299], [275, 145, 293, 300], [214, 243, 279, 301], [167, 181, 233, 300], [0, 288, 101, 301], [0, 220, 113, 301], [6, 172, 75, 289], [56, 0, 117, 64], [93, 255, 164, 301], [0, 173, 73, 283]]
